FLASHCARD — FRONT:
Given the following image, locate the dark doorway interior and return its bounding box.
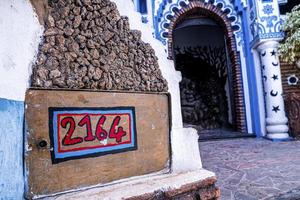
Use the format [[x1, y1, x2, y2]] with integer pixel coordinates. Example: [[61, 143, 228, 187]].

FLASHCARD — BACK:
[[279, 0, 299, 14], [173, 16, 240, 139]]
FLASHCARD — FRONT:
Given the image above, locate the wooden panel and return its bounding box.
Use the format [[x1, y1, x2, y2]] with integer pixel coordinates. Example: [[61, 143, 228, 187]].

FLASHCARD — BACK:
[[25, 89, 170, 198]]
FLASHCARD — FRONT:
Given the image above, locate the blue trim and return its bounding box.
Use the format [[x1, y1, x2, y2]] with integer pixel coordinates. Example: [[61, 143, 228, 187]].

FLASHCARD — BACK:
[[250, 32, 284, 47], [209, 0, 262, 135], [262, 0, 273, 3], [153, 0, 242, 45], [240, 9, 263, 136], [136, 0, 140, 12], [138, 0, 148, 14], [263, 136, 294, 142], [249, 0, 254, 8], [153, 0, 261, 134], [0, 98, 24, 199]]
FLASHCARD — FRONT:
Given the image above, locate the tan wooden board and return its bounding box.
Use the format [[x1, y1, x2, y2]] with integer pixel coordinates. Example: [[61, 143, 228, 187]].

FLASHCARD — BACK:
[[25, 89, 170, 198]]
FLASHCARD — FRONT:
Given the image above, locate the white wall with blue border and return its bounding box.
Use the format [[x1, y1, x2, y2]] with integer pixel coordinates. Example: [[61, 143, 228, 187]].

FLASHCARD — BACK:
[[0, 0, 42, 198]]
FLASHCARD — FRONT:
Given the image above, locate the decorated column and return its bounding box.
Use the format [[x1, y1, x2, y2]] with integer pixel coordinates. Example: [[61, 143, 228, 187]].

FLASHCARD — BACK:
[[257, 41, 289, 140]]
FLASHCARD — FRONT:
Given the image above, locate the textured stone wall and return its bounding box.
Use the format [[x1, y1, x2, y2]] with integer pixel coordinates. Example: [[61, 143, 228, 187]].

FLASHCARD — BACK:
[[174, 46, 231, 131], [31, 0, 167, 92]]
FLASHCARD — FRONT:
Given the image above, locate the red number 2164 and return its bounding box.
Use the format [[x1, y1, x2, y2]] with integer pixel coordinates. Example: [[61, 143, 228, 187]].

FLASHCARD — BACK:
[[61, 115, 126, 146]]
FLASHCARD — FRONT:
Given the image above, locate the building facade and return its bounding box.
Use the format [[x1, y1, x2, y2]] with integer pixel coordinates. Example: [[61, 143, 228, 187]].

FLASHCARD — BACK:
[[135, 0, 292, 140], [0, 0, 297, 198]]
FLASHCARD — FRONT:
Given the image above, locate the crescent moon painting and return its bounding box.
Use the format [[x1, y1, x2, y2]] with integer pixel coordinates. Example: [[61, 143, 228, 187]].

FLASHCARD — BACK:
[[270, 90, 278, 97], [272, 62, 279, 66], [263, 75, 267, 81], [261, 51, 266, 57]]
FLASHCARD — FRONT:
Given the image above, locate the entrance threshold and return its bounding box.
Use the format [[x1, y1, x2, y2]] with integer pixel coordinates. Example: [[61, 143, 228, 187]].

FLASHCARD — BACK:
[[197, 129, 256, 142]]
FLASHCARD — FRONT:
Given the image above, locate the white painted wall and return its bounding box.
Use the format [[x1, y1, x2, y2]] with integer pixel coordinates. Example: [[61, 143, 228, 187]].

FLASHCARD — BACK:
[[0, 1, 42, 198], [252, 49, 267, 136], [236, 45, 253, 134], [111, 0, 204, 172], [0, 0, 43, 102]]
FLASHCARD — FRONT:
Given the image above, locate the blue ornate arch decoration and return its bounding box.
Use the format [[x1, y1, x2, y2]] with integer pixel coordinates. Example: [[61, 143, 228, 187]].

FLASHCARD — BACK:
[[152, 0, 267, 135], [155, 0, 248, 132], [153, 0, 243, 46], [249, 3, 285, 46]]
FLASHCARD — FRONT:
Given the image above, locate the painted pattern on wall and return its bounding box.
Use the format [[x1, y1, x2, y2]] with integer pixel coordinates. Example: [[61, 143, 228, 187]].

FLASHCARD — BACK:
[[153, 0, 243, 47], [49, 107, 137, 163], [249, 0, 284, 45], [261, 49, 282, 114]]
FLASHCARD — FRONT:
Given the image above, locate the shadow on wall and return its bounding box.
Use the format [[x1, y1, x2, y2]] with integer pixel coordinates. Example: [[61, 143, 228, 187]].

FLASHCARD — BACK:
[[174, 46, 234, 131]]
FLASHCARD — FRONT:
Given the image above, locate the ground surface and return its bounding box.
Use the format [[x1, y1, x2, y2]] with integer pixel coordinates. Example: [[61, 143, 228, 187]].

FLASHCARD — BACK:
[[199, 138, 300, 200], [198, 129, 255, 141]]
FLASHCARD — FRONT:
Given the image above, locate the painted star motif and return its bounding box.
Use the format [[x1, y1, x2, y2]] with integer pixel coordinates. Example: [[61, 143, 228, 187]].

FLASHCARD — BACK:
[[270, 50, 277, 56], [263, 5, 274, 15], [272, 106, 280, 113], [271, 74, 278, 80]]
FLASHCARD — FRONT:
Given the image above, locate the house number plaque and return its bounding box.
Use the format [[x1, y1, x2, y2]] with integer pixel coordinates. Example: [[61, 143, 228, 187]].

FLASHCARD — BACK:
[[49, 107, 137, 163]]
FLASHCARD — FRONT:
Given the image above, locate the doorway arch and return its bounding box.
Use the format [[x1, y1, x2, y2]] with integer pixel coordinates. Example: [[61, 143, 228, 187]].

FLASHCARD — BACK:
[[164, 1, 246, 133]]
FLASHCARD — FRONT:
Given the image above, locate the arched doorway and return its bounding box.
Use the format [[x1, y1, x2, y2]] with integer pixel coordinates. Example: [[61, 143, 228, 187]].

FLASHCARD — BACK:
[[166, 2, 247, 136], [174, 16, 235, 132]]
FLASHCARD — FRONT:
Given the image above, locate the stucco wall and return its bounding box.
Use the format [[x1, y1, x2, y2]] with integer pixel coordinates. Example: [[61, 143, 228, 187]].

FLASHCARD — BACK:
[[111, 0, 203, 172], [0, 0, 42, 101], [0, 0, 42, 198]]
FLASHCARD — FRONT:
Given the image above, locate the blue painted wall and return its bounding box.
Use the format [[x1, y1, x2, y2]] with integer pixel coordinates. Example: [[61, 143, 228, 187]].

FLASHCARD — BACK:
[[0, 98, 24, 199], [242, 14, 263, 136]]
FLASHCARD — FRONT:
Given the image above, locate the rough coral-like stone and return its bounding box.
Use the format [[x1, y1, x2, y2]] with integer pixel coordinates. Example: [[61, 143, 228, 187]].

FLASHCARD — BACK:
[[73, 15, 82, 28], [49, 69, 61, 79], [46, 14, 55, 27], [56, 35, 65, 46], [31, 0, 168, 92], [64, 27, 74, 36], [36, 67, 49, 81], [56, 20, 66, 30], [44, 28, 59, 36]]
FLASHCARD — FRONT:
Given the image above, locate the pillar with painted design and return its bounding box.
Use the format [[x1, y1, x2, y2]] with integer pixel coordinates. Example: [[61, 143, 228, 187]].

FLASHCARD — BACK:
[[257, 41, 289, 140]]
